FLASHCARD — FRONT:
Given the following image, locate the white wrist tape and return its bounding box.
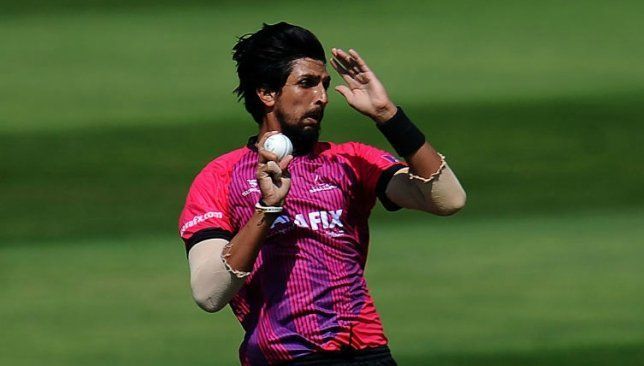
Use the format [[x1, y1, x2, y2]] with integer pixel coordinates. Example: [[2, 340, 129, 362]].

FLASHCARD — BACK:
[[254, 201, 283, 213]]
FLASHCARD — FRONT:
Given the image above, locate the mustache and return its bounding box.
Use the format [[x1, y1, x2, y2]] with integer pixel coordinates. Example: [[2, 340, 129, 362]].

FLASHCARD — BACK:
[[304, 108, 324, 121]]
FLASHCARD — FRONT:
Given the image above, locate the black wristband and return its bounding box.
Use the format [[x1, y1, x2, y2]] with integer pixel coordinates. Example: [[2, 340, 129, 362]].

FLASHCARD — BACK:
[[376, 107, 426, 157]]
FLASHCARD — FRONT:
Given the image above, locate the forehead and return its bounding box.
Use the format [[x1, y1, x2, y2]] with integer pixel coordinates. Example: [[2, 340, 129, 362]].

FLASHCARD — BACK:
[[288, 58, 329, 79]]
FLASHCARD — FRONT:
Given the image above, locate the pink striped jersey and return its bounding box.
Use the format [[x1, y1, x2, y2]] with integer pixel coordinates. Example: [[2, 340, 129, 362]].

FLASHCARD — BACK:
[[179, 137, 406, 365]]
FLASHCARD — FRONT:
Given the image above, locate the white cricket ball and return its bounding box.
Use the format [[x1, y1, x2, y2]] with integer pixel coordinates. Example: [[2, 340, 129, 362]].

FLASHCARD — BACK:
[[264, 133, 293, 161]]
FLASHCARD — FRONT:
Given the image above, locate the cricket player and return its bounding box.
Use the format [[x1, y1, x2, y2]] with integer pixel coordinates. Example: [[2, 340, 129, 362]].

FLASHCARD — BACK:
[[179, 22, 466, 365]]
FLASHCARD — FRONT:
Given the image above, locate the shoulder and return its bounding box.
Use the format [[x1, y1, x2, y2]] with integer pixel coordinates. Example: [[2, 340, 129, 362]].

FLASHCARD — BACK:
[[194, 146, 251, 184], [319, 141, 400, 164], [204, 146, 250, 171]]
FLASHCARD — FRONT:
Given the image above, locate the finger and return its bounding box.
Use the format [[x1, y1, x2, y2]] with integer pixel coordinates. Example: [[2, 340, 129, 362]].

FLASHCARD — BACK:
[[331, 47, 342, 62], [331, 50, 352, 73], [331, 59, 357, 87], [276, 177, 291, 197], [258, 130, 279, 146], [334, 48, 360, 73], [256, 163, 274, 183], [331, 58, 353, 81], [348, 49, 371, 73], [330, 57, 347, 75], [332, 48, 354, 71], [334, 85, 353, 102], [331, 58, 361, 88], [256, 163, 268, 179], [258, 147, 279, 164], [265, 161, 282, 183], [278, 154, 293, 172], [333, 48, 352, 65]]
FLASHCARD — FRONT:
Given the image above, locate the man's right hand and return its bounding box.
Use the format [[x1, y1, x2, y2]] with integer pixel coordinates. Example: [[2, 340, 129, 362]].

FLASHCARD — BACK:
[[256, 131, 293, 207]]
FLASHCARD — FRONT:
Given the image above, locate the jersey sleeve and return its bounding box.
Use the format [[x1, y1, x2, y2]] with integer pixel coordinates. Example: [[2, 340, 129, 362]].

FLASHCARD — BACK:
[[178, 164, 235, 252], [348, 142, 407, 211]]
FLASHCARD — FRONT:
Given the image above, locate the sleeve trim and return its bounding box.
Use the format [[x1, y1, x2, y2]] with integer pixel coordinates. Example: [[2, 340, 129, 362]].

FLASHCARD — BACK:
[[376, 163, 407, 211], [184, 228, 234, 255]]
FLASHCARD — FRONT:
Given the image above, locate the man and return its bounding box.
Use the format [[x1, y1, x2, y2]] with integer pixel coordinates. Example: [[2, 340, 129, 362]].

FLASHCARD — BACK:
[[179, 22, 466, 365]]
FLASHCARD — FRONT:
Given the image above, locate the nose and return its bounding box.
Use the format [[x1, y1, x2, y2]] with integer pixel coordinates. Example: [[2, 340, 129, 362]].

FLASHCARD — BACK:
[[315, 83, 328, 106]]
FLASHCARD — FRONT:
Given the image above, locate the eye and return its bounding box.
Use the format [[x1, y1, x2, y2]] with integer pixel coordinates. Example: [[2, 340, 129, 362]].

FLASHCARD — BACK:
[[323, 79, 331, 90], [299, 78, 316, 88]]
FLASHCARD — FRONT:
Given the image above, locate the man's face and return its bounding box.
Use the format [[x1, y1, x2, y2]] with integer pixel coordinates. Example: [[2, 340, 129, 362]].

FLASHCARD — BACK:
[[273, 58, 330, 154]]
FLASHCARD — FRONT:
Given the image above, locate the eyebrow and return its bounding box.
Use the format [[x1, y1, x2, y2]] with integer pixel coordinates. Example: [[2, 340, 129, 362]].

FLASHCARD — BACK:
[[298, 74, 331, 81]]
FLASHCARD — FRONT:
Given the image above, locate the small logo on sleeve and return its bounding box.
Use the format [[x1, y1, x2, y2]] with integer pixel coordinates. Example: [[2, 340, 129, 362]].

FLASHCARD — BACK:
[[381, 154, 400, 163], [180, 211, 223, 236]]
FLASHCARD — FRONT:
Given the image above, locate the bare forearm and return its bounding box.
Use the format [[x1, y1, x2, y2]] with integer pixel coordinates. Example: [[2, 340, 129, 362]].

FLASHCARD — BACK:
[[224, 210, 277, 272], [405, 142, 444, 178]]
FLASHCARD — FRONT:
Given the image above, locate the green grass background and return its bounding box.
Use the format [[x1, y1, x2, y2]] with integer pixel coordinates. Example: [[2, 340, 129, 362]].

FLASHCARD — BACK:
[[1, 0, 643, 364]]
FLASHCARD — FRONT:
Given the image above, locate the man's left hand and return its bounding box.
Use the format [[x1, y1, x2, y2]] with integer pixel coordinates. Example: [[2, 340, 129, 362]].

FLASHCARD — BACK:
[[330, 48, 397, 124]]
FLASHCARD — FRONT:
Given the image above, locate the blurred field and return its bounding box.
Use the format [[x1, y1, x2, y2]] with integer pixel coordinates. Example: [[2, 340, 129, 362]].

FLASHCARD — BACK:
[[1, 0, 644, 365], [2, 212, 643, 365]]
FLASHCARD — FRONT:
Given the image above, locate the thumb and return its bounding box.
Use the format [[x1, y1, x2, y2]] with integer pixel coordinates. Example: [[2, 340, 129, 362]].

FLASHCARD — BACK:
[[335, 85, 352, 101]]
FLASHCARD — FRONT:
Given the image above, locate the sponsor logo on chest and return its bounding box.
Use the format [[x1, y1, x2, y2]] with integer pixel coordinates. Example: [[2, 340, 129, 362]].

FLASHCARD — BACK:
[[271, 209, 344, 234]]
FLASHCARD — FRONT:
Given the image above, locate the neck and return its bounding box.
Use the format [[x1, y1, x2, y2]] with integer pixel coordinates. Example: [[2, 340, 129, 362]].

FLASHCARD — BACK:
[[259, 112, 281, 136]]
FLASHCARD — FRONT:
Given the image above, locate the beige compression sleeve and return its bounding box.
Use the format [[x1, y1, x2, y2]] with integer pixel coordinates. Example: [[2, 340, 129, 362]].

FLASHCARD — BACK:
[[188, 238, 246, 313], [385, 159, 466, 215]]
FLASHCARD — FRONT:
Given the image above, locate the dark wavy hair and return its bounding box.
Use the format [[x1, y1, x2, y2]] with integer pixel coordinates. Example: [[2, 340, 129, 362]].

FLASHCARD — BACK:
[[232, 22, 326, 123]]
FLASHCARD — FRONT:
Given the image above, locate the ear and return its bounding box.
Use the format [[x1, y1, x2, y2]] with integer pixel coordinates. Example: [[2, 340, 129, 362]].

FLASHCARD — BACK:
[[257, 88, 277, 107]]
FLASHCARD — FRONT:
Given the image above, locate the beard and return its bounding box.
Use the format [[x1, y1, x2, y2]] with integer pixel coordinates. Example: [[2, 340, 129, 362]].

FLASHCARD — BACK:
[[276, 109, 323, 155]]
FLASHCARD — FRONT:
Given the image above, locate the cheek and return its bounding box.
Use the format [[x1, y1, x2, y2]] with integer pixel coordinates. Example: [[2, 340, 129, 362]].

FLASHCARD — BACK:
[[276, 88, 314, 116], [295, 90, 317, 106], [285, 91, 309, 110]]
